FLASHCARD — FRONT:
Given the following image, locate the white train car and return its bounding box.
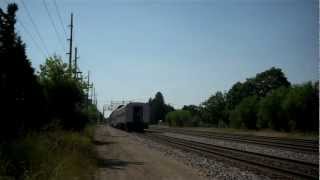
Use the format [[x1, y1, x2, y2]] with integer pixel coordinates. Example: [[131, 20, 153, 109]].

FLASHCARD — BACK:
[[109, 102, 149, 132]]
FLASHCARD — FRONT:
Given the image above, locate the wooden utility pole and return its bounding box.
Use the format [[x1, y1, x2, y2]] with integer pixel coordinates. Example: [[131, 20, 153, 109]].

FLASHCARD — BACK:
[[87, 70, 90, 104], [67, 13, 73, 73], [91, 86, 95, 102], [86, 71, 91, 119], [74, 47, 79, 78]]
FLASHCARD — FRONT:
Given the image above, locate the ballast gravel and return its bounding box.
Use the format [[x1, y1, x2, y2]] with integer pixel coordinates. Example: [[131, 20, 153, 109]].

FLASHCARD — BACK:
[[163, 132, 318, 165], [130, 133, 275, 180]]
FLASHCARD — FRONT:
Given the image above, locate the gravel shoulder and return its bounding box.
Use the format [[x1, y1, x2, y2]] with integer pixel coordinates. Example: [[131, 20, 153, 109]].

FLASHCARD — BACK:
[[163, 132, 318, 164], [94, 125, 204, 180]]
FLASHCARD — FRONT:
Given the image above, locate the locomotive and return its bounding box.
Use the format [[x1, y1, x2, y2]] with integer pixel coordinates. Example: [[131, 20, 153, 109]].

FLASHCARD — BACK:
[[108, 102, 150, 132]]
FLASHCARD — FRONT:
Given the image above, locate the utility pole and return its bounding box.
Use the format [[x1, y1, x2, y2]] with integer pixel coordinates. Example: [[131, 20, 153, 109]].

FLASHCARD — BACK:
[[87, 71, 90, 111], [102, 105, 106, 119], [86, 71, 93, 120], [91, 86, 95, 102], [67, 13, 73, 74], [102, 105, 107, 123], [74, 47, 79, 78]]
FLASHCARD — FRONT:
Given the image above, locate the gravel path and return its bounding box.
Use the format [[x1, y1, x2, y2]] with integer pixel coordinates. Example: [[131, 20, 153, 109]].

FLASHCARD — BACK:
[[94, 125, 204, 180], [163, 132, 318, 164]]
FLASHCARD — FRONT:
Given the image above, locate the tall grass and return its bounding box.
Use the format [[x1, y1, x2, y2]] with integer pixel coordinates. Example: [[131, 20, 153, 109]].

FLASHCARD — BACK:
[[0, 125, 97, 180]]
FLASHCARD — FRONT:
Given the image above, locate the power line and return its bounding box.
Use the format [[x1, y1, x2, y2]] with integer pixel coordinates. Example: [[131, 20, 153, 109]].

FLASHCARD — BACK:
[[19, 0, 50, 56], [42, 0, 65, 52], [3, 0, 48, 58], [52, 0, 67, 39], [17, 20, 48, 59]]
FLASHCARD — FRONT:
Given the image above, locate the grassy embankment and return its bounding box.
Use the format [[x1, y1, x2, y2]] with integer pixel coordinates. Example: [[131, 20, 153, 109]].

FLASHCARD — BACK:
[[0, 125, 97, 180]]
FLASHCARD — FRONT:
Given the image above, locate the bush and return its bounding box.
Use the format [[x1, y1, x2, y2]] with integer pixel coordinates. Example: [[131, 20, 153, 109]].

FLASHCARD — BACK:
[[229, 96, 259, 129], [0, 128, 97, 180], [165, 110, 192, 127], [39, 56, 90, 131]]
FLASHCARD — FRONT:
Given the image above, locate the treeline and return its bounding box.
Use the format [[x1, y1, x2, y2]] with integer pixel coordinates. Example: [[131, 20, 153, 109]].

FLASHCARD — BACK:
[[0, 4, 99, 179], [0, 4, 99, 140], [148, 92, 175, 124], [166, 67, 318, 132]]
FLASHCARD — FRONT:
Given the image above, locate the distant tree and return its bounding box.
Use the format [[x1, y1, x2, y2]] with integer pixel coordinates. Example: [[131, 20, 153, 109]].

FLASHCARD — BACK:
[[226, 67, 290, 110], [164, 103, 175, 115], [148, 92, 166, 124], [165, 110, 192, 127], [257, 87, 289, 130], [282, 82, 318, 131], [226, 80, 255, 110], [148, 92, 175, 124], [254, 67, 290, 97], [230, 95, 259, 129], [182, 105, 200, 117], [201, 91, 228, 126]]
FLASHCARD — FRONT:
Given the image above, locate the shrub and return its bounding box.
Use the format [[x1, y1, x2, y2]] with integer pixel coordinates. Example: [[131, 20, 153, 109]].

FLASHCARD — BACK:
[[165, 110, 192, 127], [0, 129, 97, 180]]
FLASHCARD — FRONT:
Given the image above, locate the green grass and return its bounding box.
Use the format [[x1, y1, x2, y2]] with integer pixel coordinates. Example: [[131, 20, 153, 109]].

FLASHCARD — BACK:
[[0, 125, 97, 180]]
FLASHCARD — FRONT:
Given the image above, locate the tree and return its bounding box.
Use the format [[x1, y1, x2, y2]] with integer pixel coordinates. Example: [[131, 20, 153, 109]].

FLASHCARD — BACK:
[[148, 92, 170, 124], [0, 3, 45, 139], [165, 110, 192, 127], [182, 105, 200, 117], [226, 67, 290, 110], [201, 91, 227, 126], [229, 96, 259, 129], [257, 87, 289, 130], [282, 82, 318, 131], [39, 56, 88, 130], [254, 67, 290, 97]]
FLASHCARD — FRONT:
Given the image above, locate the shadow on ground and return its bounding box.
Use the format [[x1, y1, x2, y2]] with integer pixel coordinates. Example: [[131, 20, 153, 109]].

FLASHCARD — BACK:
[[97, 158, 144, 170], [93, 140, 116, 146]]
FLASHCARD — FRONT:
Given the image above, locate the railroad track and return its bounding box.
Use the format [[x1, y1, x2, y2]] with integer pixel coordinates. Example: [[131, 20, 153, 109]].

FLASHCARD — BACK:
[[144, 132, 319, 179], [149, 127, 319, 153]]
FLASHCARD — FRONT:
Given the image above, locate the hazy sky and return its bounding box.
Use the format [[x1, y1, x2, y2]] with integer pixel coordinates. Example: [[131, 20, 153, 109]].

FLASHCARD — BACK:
[[1, 0, 318, 112]]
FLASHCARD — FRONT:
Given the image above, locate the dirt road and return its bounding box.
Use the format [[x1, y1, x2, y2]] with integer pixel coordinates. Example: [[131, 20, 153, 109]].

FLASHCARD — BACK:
[[94, 125, 203, 180]]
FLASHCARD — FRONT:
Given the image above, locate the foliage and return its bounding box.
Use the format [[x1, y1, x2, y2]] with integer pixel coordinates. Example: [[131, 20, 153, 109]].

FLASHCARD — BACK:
[[281, 82, 319, 131], [0, 3, 100, 179], [257, 87, 289, 130], [148, 92, 175, 124], [226, 67, 290, 110], [39, 56, 89, 130], [229, 96, 259, 129], [165, 110, 193, 127], [201, 91, 228, 126], [0, 3, 47, 140], [182, 105, 200, 117], [0, 129, 97, 180]]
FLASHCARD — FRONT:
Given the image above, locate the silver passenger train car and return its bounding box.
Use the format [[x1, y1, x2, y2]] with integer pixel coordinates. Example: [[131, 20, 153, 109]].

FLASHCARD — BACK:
[[108, 102, 149, 132]]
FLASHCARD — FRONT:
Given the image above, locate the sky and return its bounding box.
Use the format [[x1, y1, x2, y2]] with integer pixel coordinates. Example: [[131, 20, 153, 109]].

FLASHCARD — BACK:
[[0, 0, 318, 114]]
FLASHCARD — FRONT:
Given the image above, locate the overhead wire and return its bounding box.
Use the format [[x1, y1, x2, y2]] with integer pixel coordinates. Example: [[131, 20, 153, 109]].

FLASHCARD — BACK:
[[52, 0, 67, 40], [19, 0, 50, 56], [41, 0, 65, 53], [3, 0, 48, 59], [17, 21, 48, 59]]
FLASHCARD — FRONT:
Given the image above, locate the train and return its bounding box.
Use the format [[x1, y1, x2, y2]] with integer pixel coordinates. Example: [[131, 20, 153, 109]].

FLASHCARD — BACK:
[[108, 102, 150, 132]]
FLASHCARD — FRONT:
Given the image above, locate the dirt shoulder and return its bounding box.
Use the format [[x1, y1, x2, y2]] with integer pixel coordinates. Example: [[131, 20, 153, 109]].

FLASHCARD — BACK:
[[94, 125, 204, 180]]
